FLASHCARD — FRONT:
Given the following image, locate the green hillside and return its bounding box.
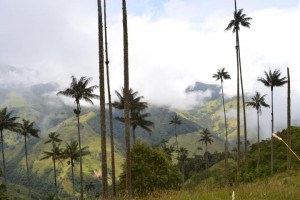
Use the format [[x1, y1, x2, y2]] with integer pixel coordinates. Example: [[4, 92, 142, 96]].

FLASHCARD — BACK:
[[0, 81, 238, 198]]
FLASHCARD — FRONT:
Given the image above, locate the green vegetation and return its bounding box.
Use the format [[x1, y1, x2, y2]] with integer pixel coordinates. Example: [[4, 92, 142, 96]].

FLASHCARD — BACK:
[[118, 141, 181, 196]]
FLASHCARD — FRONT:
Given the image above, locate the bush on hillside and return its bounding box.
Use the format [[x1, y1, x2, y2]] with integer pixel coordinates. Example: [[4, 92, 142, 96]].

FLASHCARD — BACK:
[[118, 140, 182, 196]]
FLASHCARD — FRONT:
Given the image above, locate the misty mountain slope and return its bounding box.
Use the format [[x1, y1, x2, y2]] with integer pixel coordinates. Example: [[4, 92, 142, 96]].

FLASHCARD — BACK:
[[0, 77, 240, 196]]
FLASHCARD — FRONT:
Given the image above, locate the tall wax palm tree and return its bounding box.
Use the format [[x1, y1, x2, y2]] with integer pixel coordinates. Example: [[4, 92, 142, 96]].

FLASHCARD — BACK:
[[246, 92, 269, 169], [42, 132, 62, 197], [57, 76, 99, 199], [199, 128, 214, 170], [97, 0, 108, 197], [0, 107, 20, 196], [103, 0, 116, 195], [122, 0, 131, 197], [258, 69, 287, 175], [116, 112, 154, 143], [287, 67, 291, 171], [213, 67, 231, 182], [40, 142, 63, 198], [61, 140, 90, 198], [225, 6, 252, 170], [17, 119, 40, 199], [112, 88, 148, 143], [169, 115, 182, 153], [177, 147, 188, 183]]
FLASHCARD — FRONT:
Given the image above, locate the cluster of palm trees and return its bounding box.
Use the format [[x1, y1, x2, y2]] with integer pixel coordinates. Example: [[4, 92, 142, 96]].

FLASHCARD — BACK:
[[0, 107, 40, 199], [40, 132, 90, 199], [222, 0, 289, 178]]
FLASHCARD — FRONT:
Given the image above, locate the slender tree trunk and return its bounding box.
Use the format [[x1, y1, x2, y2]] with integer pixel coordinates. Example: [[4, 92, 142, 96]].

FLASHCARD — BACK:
[[287, 67, 291, 171], [24, 136, 31, 199], [132, 127, 136, 144], [205, 143, 208, 170], [256, 110, 260, 170], [53, 158, 57, 198], [76, 105, 84, 200], [103, 0, 116, 195], [235, 36, 240, 172], [0, 130, 8, 197], [71, 162, 75, 198], [271, 88, 274, 175], [237, 36, 248, 171], [174, 124, 179, 160], [97, 0, 108, 198], [122, 0, 132, 198], [221, 81, 229, 183], [233, 0, 240, 174]]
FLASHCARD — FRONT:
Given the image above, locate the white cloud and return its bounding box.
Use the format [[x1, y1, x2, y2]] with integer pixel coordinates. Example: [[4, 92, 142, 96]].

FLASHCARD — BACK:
[[0, 0, 300, 129]]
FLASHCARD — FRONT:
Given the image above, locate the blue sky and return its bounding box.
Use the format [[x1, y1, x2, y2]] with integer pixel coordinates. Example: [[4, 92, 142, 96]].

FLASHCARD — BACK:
[[1, 0, 300, 136]]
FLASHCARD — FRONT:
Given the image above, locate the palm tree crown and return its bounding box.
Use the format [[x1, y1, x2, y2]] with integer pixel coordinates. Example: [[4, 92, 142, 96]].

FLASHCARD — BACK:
[[225, 9, 252, 33], [44, 132, 62, 145], [18, 119, 40, 139], [112, 88, 147, 112], [169, 115, 182, 127], [257, 69, 288, 91], [0, 107, 20, 133], [199, 128, 214, 145], [246, 91, 270, 113], [57, 76, 99, 113], [212, 67, 231, 83]]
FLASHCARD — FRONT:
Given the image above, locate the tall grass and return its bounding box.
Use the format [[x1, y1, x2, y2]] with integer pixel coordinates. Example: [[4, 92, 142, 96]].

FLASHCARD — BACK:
[[131, 170, 300, 200]]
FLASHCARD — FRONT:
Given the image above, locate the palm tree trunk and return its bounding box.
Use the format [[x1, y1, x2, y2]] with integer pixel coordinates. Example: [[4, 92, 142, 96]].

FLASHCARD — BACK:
[[233, 0, 240, 174], [205, 143, 208, 170], [174, 124, 179, 160], [237, 35, 248, 172], [235, 34, 240, 172], [221, 81, 229, 183], [76, 108, 83, 200], [122, 0, 132, 198], [132, 127, 136, 144], [97, 0, 108, 197], [71, 162, 75, 198], [0, 130, 8, 197], [103, 0, 116, 195], [24, 136, 31, 199], [256, 110, 260, 170], [53, 158, 57, 198], [271, 87, 274, 175], [287, 67, 291, 171]]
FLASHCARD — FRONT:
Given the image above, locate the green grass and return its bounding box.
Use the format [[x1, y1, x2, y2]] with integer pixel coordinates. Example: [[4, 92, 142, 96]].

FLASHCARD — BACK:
[[132, 170, 300, 200]]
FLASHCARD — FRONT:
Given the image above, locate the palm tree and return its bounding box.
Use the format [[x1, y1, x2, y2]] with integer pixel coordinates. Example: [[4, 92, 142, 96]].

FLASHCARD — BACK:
[[40, 142, 63, 198], [177, 147, 188, 183], [0, 107, 20, 196], [246, 92, 269, 169], [199, 128, 214, 170], [122, 0, 131, 197], [258, 68, 287, 175], [213, 67, 231, 182], [112, 88, 148, 112], [17, 119, 40, 199], [169, 115, 182, 153], [287, 67, 291, 171], [225, 6, 252, 170], [97, 0, 108, 197], [61, 140, 90, 198], [116, 112, 154, 143], [113, 88, 150, 144], [103, 0, 116, 195], [42, 132, 62, 197], [57, 75, 98, 199]]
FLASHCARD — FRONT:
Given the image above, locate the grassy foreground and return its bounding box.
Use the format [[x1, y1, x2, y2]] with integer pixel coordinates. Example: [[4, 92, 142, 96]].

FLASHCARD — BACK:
[[134, 170, 300, 200]]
